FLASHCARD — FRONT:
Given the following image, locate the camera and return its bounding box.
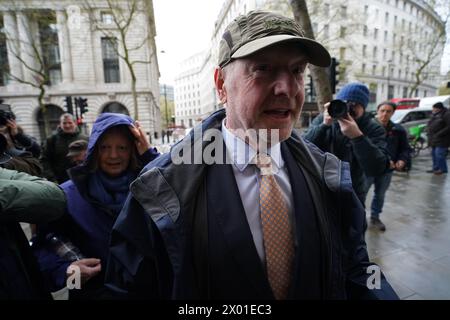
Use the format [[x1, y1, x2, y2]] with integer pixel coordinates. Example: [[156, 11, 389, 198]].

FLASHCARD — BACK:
[[328, 99, 348, 119], [0, 104, 15, 126]]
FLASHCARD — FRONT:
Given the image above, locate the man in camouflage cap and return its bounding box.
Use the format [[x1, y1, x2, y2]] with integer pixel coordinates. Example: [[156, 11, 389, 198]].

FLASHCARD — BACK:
[[107, 10, 398, 300]]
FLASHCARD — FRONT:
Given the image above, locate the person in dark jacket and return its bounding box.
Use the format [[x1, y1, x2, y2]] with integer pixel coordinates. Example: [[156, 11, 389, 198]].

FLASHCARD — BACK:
[[40, 113, 88, 184], [0, 125, 42, 177], [0, 167, 66, 299], [33, 113, 159, 299], [365, 102, 411, 231], [105, 11, 397, 300], [426, 102, 450, 175], [303, 82, 390, 205]]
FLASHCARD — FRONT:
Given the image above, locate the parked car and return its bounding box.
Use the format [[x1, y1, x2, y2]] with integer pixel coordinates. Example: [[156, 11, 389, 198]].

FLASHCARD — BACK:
[[390, 105, 433, 135]]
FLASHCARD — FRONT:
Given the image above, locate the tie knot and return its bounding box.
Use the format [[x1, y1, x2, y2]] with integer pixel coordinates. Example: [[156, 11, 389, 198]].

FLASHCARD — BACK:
[[255, 153, 273, 175]]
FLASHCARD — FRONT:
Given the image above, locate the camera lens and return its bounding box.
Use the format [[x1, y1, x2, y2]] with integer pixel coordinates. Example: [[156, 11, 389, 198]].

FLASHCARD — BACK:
[[328, 99, 348, 119]]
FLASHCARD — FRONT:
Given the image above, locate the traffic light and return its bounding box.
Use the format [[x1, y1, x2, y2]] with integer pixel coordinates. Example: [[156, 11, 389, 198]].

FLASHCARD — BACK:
[[64, 96, 73, 114], [75, 97, 88, 117], [329, 57, 340, 94]]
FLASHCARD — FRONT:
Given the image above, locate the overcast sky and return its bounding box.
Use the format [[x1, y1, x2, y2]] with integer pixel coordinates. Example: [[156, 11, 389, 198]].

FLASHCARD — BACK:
[[153, 1, 450, 86], [153, 0, 223, 85]]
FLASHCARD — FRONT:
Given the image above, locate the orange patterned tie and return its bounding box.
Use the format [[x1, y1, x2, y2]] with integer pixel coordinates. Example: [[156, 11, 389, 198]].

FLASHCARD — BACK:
[[256, 153, 294, 300]]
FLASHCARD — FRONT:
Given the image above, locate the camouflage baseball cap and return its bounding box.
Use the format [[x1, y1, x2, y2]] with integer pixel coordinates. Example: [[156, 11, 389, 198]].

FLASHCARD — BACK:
[[218, 10, 331, 68]]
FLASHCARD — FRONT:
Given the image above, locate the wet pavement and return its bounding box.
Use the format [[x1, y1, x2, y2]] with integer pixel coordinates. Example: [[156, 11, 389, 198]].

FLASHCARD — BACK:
[[365, 149, 450, 300]]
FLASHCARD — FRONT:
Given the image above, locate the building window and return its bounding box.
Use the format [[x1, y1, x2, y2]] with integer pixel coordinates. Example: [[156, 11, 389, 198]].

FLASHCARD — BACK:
[[363, 25, 368, 37], [362, 45, 367, 57], [340, 26, 346, 38], [364, 5, 369, 15], [340, 47, 346, 61], [374, 28, 378, 40], [189, 119, 193, 127], [385, 12, 389, 24], [372, 65, 376, 75], [383, 49, 387, 60], [384, 30, 388, 42], [403, 87, 408, 97], [324, 4, 330, 17], [324, 24, 329, 38], [39, 11, 62, 85], [362, 63, 366, 74], [102, 37, 120, 83], [101, 12, 114, 25], [340, 6, 347, 19], [0, 15, 9, 86], [373, 46, 378, 60]]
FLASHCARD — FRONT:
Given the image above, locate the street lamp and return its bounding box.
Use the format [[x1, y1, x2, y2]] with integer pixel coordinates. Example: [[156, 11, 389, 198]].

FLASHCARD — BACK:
[[163, 83, 170, 143], [387, 60, 393, 100]]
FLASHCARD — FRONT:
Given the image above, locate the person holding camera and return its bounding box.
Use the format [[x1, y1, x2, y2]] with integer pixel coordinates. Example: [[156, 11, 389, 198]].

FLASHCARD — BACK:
[[0, 106, 42, 176], [303, 82, 390, 205]]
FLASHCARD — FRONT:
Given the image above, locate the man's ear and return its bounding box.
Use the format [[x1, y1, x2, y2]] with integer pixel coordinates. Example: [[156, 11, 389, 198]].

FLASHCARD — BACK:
[[214, 67, 227, 104]]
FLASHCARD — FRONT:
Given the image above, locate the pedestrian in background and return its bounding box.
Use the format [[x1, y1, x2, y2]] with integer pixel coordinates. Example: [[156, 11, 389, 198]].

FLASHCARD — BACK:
[[33, 113, 159, 299], [303, 83, 390, 205], [40, 113, 88, 184], [365, 101, 411, 231], [427, 102, 450, 175], [66, 140, 88, 167], [0, 117, 42, 176]]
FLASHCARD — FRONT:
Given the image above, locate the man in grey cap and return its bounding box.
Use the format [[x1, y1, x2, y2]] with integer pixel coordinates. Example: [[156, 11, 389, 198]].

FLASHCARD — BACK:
[[106, 10, 398, 300], [66, 139, 88, 167]]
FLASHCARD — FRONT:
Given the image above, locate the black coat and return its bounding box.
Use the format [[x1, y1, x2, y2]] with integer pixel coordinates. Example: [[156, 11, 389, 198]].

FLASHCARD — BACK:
[[427, 109, 450, 148]]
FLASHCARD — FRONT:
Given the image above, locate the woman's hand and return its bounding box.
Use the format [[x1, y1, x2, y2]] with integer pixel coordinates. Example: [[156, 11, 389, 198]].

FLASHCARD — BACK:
[[129, 121, 151, 155], [67, 258, 101, 285]]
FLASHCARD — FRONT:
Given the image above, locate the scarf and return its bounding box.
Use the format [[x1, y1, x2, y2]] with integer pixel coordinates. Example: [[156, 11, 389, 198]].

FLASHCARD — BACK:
[[87, 170, 135, 216]]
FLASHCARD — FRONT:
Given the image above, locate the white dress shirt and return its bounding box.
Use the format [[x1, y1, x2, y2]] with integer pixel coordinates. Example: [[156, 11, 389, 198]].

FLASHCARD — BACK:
[[221, 120, 294, 264]]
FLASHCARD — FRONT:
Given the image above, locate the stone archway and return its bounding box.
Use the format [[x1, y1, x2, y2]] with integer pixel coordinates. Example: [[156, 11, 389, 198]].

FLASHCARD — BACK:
[[101, 102, 129, 115], [37, 104, 64, 140]]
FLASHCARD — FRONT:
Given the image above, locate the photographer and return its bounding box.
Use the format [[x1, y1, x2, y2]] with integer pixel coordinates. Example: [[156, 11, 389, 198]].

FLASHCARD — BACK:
[[0, 105, 42, 176], [303, 82, 389, 205]]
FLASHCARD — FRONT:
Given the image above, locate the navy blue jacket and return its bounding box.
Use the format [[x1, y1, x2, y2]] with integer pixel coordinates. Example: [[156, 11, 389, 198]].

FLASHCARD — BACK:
[[105, 109, 398, 300], [32, 113, 159, 298]]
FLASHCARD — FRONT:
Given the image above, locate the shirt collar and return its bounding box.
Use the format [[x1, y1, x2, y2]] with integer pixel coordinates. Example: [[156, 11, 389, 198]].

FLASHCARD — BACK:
[[221, 118, 284, 172]]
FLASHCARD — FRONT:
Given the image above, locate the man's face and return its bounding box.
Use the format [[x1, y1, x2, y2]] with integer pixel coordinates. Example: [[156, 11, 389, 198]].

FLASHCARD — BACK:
[[60, 117, 77, 133], [215, 42, 307, 143], [98, 130, 132, 177], [377, 104, 395, 124]]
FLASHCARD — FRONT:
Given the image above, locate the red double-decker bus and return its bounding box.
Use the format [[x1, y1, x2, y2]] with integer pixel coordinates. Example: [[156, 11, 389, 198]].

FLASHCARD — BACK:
[[389, 98, 420, 109]]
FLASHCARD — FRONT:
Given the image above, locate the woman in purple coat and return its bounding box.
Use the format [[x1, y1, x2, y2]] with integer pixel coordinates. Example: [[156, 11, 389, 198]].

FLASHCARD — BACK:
[[33, 113, 159, 299]]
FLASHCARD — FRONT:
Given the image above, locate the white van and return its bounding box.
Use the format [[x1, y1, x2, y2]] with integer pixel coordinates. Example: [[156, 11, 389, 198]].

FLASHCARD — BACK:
[[418, 95, 450, 109]]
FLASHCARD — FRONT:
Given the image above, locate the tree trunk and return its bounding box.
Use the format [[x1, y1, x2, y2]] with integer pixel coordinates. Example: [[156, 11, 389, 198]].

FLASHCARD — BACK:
[[290, 0, 332, 112], [131, 71, 139, 120], [37, 84, 50, 137]]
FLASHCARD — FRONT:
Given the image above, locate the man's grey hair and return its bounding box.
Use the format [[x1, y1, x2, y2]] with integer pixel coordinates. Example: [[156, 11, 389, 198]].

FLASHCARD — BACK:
[[60, 113, 76, 122]]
